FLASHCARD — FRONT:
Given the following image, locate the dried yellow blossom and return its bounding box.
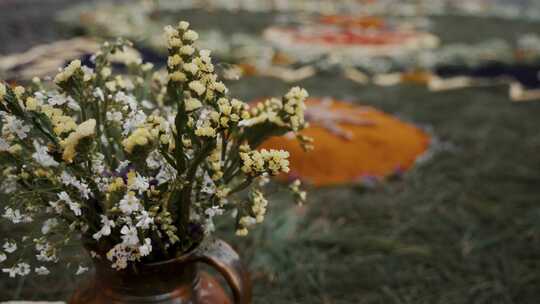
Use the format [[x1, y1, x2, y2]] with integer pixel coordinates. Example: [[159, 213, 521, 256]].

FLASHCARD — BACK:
[[170, 71, 186, 82], [240, 149, 290, 176], [54, 60, 81, 84], [180, 45, 195, 56], [183, 30, 199, 41], [188, 81, 206, 96], [194, 125, 216, 137], [61, 119, 96, 163], [122, 128, 153, 153], [167, 54, 183, 68], [108, 178, 126, 193], [14, 86, 25, 99], [25, 97, 38, 111], [0, 83, 6, 101], [185, 98, 202, 112]]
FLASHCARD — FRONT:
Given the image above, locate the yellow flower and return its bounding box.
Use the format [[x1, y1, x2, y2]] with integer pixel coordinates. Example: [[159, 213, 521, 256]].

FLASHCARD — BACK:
[[105, 81, 117, 91], [8, 144, 22, 155], [188, 81, 205, 96], [178, 21, 190, 31], [13, 86, 25, 99], [126, 170, 137, 188], [240, 149, 290, 176], [101, 67, 112, 78], [183, 30, 199, 41], [167, 55, 183, 68], [25, 97, 38, 111], [236, 228, 248, 236], [194, 125, 216, 137], [122, 128, 153, 153], [216, 187, 230, 199], [168, 38, 182, 48], [107, 177, 126, 193], [61, 119, 96, 163], [170, 71, 186, 82], [179, 45, 195, 55], [0, 83, 6, 101], [185, 98, 202, 112], [54, 60, 81, 84], [183, 62, 198, 75]]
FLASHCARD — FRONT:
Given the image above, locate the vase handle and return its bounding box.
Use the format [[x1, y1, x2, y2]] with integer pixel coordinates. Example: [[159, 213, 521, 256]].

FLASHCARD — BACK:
[[194, 238, 252, 304]]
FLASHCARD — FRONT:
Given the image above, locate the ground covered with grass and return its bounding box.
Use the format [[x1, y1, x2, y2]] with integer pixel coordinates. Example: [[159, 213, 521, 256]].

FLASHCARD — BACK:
[[1, 1, 540, 303]]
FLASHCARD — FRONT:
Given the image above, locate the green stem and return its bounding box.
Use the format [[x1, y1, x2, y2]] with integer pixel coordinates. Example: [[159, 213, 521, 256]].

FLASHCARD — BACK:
[[178, 141, 214, 236]]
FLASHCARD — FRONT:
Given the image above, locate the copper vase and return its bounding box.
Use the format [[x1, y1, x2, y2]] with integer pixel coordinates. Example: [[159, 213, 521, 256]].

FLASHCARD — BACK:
[[70, 239, 251, 304]]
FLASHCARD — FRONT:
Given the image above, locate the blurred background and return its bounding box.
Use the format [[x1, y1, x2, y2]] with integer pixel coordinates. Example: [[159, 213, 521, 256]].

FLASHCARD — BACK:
[[1, 0, 540, 303]]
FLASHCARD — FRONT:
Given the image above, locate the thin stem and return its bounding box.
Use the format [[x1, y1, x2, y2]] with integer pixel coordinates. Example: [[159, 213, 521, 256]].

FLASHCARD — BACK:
[[178, 141, 214, 235]]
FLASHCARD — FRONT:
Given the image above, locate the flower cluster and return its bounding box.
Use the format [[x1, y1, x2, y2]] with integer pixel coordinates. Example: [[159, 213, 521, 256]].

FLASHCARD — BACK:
[[240, 87, 308, 132], [240, 148, 290, 176], [0, 22, 308, 276]]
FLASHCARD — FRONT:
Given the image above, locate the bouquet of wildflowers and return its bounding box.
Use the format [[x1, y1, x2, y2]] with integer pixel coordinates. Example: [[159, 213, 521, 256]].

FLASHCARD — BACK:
[[0, 21, 309, 277]]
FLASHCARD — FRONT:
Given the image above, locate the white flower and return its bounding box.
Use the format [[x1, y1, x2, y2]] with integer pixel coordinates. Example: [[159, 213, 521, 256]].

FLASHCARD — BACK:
[[60, 171, 92, 199], [0, 138, 9, 151], [115, 91, 138, 111], [82, 66, 94, 82], [48, 200, 63, 214], [4, 115, 31, 139], [3, 242, 16, 253], [122, 110, 147, 136], [47, 92, 68, 106], [75, 265, 89, 275], [67, 96, 80, 111], [205, 206, 224, 218], [164, 25, 178, 38], [116, 160, 131, 173], [35, 242, 57, 262], [32, 141, 59, 167], [93, 88, 105, 101], [199, 49, 211, 59], [128, 173, 149, 195], [2, 266, 17, 278], [135, 211, 154, 229], [156, 164, 177, 185], [106, 111, 123, 122], [17, 263, 31, 275], [91, 153, 106, 174], [2, 208, 32, 224], [35, 266, 50, 275], [2, 263, 30, 277], [93, 215, 116, 240], [0, 252, 6, 263], [146, 151, 163, 170], [120, 225, 139, 246], [57, 191, 82, 216], [138, 238, 152, 257], [41, 218, 59, 235], [118, 192, 141, 215]]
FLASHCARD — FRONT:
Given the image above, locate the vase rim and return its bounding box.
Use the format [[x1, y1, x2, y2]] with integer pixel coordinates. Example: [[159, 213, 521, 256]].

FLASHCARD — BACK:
[[142, 244, 200, 268], [86, 240, 203, 271]]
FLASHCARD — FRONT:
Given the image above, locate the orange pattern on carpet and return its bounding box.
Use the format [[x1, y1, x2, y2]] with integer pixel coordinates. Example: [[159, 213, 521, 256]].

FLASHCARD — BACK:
[[259, 98, 431, 186]]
